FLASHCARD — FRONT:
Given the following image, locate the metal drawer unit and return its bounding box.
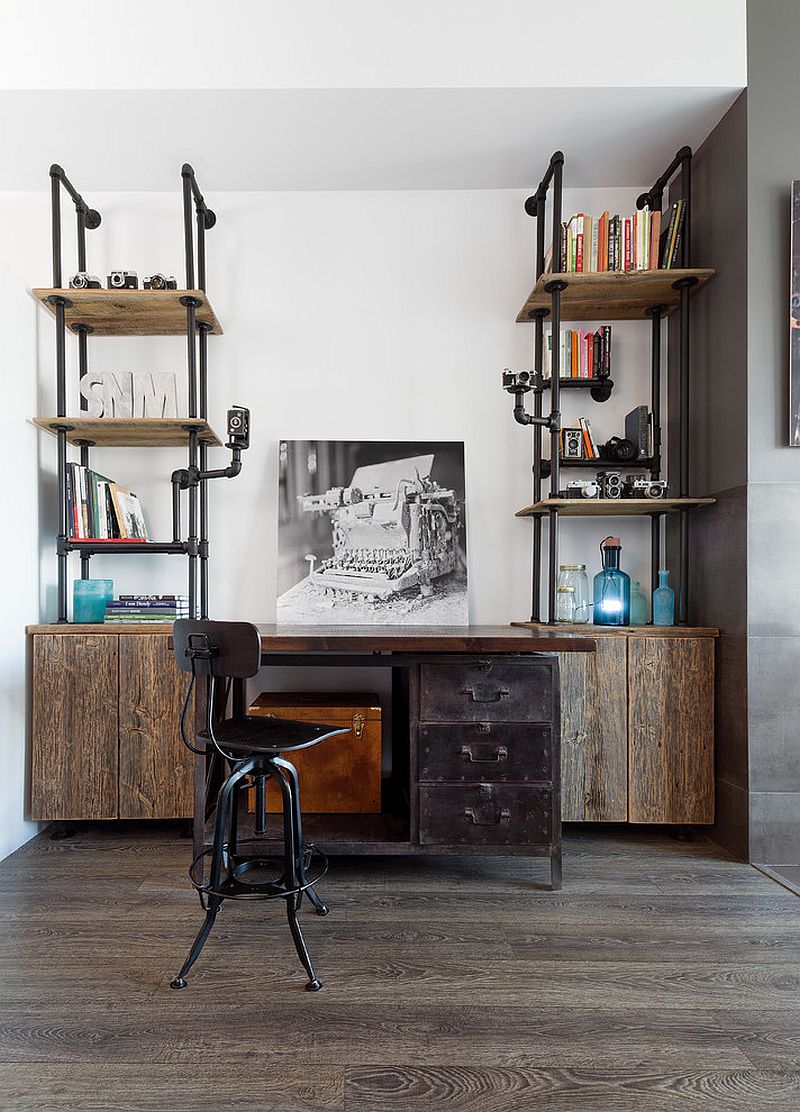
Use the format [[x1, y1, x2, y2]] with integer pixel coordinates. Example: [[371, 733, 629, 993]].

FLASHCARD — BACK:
[[411, 655, 561, 888]]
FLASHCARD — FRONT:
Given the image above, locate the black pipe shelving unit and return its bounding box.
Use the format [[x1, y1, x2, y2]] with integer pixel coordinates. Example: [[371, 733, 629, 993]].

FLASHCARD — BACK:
[[507, 148, 715, 626], [34, 163, 228, 623]]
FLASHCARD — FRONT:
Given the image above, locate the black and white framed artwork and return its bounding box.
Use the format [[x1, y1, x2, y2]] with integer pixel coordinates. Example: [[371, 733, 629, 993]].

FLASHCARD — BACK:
[[277, 440, 468, 624]]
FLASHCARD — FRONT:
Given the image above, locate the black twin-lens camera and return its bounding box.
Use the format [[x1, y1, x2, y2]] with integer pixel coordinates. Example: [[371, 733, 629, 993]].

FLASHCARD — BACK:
[[227, 406, 250, 450], [502, 369, 535, 392]]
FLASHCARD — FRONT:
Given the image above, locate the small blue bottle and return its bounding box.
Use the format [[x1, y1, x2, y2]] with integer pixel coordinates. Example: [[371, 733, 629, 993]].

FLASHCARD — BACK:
[[593, 536, 630, 626], [630, 580, 649, 625], [653, 569, 675, 626]]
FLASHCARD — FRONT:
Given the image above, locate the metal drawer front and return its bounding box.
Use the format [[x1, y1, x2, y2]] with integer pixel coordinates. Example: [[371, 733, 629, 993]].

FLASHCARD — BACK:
[[419, 723, 552, 783], [418, 784, 553, 846], [419, 661, 554, 722]]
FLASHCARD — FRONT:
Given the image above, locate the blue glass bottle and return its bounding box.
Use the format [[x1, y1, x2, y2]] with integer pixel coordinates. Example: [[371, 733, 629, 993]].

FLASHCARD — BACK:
[[593, 536, 630, 626], [653, 569, 675, 626], [630, 580, 649, 625]]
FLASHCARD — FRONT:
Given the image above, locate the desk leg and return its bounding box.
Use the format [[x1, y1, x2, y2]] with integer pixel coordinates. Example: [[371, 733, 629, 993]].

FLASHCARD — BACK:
[[192, 674, 209, 878], [550, 846, 562, 891], [551, 656, 562, 890]]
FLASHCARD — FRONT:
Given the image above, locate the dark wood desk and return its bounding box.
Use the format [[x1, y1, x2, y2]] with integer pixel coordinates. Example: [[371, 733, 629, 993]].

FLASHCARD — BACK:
[[195, 625, 595, 890]]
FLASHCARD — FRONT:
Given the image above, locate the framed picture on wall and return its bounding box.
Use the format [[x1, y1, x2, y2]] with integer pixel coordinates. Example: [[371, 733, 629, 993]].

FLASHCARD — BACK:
[[790, 181, 800, 445], [277, 440, 468, 625]]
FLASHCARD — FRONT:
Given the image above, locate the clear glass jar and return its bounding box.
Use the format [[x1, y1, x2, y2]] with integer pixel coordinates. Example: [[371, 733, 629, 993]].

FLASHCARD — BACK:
[[556, 585, 576, 623], [558, 564, 590, 624]]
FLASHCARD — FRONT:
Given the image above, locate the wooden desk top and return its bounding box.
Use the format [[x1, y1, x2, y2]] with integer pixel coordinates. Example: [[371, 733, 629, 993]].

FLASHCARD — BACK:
[[256, 625, 595, 654]]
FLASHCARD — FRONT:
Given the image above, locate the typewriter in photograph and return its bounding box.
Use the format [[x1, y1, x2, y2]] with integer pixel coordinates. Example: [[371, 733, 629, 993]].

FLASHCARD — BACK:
[[300, 454, 460, 600]]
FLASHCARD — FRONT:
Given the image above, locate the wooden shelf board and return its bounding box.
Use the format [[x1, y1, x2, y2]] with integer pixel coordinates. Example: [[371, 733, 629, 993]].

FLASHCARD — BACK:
[[516, 268, 715, 322], [556, 457, 655, 469], [512, 621, 719, 638], [515, 497, 715, 517], [31, 288, 222, 336], [26, 623, 175, 635], [32, 417, 222, 447]]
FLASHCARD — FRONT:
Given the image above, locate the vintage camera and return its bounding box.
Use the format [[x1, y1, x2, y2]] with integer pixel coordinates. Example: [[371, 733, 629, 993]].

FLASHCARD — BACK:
[[68, 272, 101, 290], [623, 476, 668, 499], [227, 405, 250, 450], [597, 470, 624, 499], [502, 369, 534, 392], [600, 436, 638, 463], [143, 273, 177, 291], [107, 270, 138, 290], [563, 479, 599, 499], [562, 428, 584, 460]]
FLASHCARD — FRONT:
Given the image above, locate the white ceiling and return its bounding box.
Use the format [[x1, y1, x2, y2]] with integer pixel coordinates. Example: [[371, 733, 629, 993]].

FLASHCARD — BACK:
[[0, 87, 742, 192]]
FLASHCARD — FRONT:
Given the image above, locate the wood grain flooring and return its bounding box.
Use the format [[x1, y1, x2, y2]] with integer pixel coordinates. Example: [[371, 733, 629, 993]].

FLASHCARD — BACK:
[[0, 825, 798, 1111]]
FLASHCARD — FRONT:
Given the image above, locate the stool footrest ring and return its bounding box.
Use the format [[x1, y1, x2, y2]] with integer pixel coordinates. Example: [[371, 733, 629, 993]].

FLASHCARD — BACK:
[[188, 844, 328, 904]]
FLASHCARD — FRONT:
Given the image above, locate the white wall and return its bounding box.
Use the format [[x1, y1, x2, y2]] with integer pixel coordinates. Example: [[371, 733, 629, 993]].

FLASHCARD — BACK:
[[4, 182, 657, 856]]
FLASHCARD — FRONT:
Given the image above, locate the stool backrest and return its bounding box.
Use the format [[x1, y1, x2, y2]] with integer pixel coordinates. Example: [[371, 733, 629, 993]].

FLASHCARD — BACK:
[[172, 620, 262, 679]]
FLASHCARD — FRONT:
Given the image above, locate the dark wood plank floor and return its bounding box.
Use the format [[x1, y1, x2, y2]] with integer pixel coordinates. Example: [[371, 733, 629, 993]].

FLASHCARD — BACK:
[[1, 825, 799, 1111]]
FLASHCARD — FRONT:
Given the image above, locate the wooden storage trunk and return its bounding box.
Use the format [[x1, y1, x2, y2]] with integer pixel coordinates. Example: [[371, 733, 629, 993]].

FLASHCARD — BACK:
[[248, 692, 382, 813]]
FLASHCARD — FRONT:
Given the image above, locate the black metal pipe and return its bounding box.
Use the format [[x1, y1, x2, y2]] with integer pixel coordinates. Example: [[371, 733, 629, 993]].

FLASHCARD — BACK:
[[636, 146, 692, 211], [648, 307, 663, 479], [188, 429, 199, 618], [196, 205, 206, 293], [50, 170, 62, 288], [57, 427, 68, 621], [54, 301, 67, 417], [681, 150, 692, 267], [524, 151, 564, 217], [182, 168, 195, 290], [650, 513, 660, 608], [185, 301, 198, 418], [76, 208, 86, 273], [79, 439, 90, 580], [172, 475, 182, 543]]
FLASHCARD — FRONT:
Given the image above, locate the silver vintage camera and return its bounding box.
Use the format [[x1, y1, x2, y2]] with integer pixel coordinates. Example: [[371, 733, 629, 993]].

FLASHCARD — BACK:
[[623, 476, 668, 499], [107, 270, 138, 289], [564, 479, 600, 499], [562, 429, 584, 460], [143, 273, 177, 291], [68, 272, 101, 290]]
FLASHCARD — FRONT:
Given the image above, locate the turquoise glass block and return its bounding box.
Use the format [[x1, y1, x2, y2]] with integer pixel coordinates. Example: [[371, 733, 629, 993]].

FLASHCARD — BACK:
[[72, 579, 113, 624]]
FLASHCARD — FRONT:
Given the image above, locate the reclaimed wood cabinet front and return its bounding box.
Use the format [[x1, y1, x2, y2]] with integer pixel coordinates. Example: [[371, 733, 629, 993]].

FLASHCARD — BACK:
[[29, 630, 191, 822], [544, 628, 715, 824]]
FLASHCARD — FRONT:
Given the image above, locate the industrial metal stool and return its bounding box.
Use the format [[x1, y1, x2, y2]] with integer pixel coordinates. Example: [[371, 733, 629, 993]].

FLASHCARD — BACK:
[[170, 620, 348, 992]]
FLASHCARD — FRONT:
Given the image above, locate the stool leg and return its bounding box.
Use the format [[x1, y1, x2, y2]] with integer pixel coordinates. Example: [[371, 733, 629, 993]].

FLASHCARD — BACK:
[[171, 896, 221, 989], [254, 774, 267, 836], [272, 761, 322, 991], [286, 892, 321, 992], [278, 757, 328, 917]]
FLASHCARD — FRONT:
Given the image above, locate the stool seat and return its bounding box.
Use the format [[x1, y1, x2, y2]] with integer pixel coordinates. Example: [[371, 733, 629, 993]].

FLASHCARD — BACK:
[[199, 717, 348, 756]]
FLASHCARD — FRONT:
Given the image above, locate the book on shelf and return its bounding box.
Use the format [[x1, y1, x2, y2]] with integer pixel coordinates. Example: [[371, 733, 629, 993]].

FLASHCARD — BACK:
[[544, 326, 613, 381], [105, 594, 189, 622], [66, 463, 149, 542], [624, 406, 650, 458], [546, 201, 686, 275]]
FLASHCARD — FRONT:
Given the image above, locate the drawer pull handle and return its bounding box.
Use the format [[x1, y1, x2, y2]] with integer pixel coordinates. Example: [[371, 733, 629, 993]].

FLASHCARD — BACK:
[[463, 686, 510, 704], [459, 745, 508, 764], [463, 806, 511, 826]]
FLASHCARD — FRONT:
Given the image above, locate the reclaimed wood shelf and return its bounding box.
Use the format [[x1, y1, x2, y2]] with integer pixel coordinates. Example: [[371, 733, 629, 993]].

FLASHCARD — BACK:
[[31, 288, 222, 336], [556, 457, 655, 469], [512, 621, 719, 637], [32, 417, 222, 448], [515, 497, 716, 517], [516, 268, 715, 322]]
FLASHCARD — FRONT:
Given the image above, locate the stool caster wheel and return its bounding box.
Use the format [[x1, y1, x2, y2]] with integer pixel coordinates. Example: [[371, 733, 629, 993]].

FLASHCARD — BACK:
[[306, 978, 322, 992], [170, 977, 188, 990]]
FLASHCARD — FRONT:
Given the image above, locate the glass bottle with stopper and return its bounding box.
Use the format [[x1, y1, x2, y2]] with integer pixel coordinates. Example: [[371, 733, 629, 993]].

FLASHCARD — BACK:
[[593, 535, 630, 626]]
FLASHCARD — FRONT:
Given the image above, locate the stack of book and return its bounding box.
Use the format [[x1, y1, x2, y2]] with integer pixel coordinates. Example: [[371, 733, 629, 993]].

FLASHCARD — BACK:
[[545, 326, 611, 379], [105, 595, 190, 623], [545, 199, 687, 274], [67, 464, 148, 542]]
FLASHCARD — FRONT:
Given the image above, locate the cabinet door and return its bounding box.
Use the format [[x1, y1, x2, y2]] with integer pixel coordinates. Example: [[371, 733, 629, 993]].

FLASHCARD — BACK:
[[559, 636, 628, 821], [628, 636, 715, 823], [30, 634, 119, 820], [118, 634, 193, 819]]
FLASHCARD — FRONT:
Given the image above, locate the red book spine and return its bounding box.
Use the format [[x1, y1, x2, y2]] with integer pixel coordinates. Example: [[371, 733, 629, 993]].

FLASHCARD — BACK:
[[576, 232, 584, 274], [587, 333, 594, 378], [624, 218, 632, 271]]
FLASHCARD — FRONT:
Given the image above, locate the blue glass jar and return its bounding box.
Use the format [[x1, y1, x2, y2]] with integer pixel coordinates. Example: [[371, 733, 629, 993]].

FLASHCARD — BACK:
[[653, 569, 675, 626], [593, 537, 630, 626], [72, 578, 113, 623], [630, 580, 649, 625]]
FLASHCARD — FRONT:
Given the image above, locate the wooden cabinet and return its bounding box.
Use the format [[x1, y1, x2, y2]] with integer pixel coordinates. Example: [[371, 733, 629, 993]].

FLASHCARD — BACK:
[[29, 627, 191, 822], [521, 626, 716, 824]]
